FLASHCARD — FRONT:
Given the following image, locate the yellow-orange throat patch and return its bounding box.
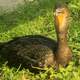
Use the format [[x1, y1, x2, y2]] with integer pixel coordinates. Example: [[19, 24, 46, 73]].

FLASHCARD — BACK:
[[56, 14, 64, 28]]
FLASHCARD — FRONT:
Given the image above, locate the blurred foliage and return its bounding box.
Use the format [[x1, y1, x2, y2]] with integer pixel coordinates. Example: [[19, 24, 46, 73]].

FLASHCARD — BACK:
[[68, 0, 80, 20]]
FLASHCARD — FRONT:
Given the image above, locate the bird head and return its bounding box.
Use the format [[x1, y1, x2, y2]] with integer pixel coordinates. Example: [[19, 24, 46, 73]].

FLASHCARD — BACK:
[[54, 4, 70, 33]]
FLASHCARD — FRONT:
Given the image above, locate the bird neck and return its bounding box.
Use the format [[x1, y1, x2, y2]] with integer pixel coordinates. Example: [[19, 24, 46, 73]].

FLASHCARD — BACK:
[[57, 32, 68, 48]]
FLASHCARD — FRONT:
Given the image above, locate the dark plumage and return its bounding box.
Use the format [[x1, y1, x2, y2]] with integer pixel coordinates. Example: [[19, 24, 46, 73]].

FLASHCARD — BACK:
[[0, 35, 57, 69]]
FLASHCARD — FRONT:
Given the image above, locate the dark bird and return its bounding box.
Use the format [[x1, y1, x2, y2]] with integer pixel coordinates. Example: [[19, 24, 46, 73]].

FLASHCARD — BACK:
[[0, 4, 72, 71]]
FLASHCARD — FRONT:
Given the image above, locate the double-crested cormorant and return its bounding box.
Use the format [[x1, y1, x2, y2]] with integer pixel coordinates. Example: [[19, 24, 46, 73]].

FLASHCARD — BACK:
[[0, 4, 72, 70]]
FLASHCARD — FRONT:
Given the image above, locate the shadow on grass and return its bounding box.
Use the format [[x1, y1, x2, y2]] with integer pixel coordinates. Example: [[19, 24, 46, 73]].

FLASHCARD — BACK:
[[0, 0, 55, 33]]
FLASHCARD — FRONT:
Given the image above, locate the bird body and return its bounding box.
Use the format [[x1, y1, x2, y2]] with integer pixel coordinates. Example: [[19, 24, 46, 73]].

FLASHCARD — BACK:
[[0, 35, 57, 69]]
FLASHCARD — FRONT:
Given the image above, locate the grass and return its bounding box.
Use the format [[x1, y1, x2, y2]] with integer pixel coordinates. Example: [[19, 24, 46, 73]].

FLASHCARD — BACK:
[[0, 0, 80, 80]]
